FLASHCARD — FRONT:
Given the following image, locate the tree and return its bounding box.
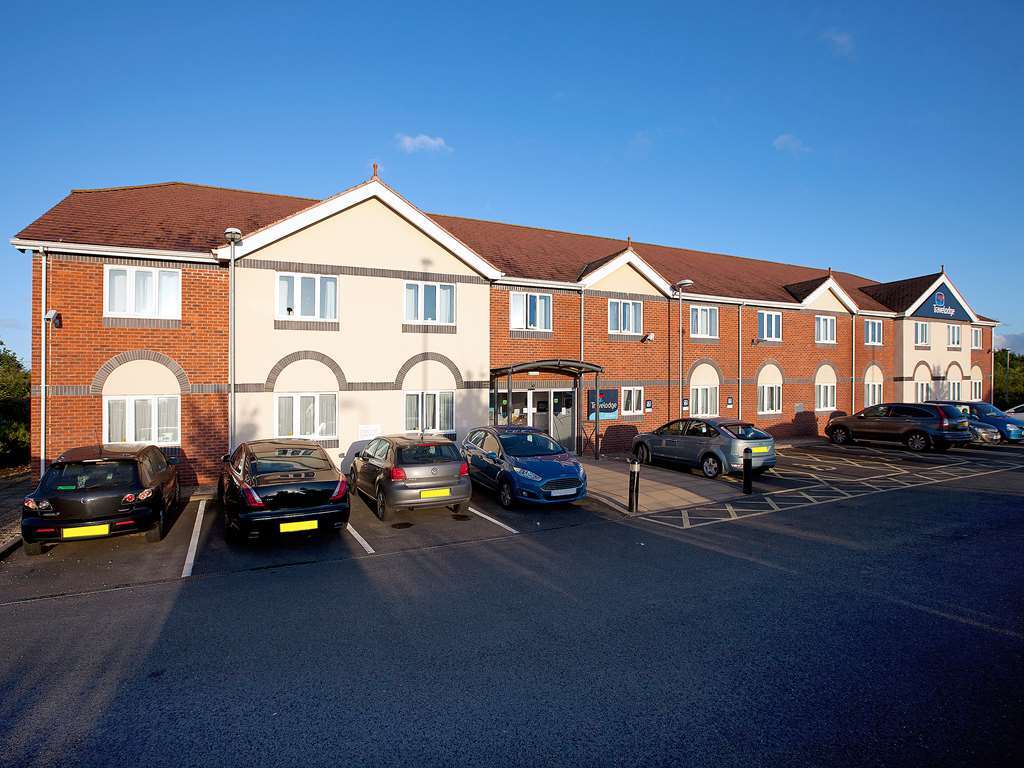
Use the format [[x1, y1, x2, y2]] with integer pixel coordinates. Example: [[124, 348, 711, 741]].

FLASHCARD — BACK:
[[0, 339, 30, 465], [993, 349, 1024, 410]]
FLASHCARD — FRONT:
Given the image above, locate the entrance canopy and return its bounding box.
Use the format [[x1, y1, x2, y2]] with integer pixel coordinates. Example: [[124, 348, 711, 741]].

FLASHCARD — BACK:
[[489, 359, 604, 379]]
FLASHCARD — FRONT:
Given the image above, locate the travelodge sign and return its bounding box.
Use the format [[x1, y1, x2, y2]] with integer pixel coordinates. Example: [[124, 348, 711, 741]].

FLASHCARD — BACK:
[[912, 282, 970, 322]]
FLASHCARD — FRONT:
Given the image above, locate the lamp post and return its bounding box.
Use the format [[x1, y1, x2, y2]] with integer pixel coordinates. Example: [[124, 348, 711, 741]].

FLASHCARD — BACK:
[[674, 279, 694, 418], [225, 227, 242, 452]]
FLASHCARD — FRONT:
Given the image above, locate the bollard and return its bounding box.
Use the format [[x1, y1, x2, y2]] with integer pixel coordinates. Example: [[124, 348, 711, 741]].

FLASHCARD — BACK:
[[742, 448, 753, 495], [628, 458, 641, 515]]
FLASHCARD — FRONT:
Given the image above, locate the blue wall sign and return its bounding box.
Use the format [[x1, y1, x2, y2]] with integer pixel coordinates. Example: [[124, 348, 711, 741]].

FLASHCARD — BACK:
[[587, 389, 619, 421], [912, 282, 970, 322]]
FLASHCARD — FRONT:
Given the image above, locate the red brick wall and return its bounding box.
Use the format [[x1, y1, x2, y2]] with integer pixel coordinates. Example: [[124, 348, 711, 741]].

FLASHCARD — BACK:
[[30, 253, 228, 484], [971, 326, 994, 401]]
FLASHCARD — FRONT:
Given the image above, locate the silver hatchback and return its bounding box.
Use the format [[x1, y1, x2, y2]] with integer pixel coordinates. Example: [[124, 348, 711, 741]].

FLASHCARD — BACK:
[[349, 434, 472, 520], [632, 418, 776, 478]]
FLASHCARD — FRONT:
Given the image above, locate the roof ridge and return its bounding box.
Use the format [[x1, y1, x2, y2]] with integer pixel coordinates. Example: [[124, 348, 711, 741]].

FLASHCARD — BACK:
[[864, 271, 942, 290], [70, 181, 320, 201]]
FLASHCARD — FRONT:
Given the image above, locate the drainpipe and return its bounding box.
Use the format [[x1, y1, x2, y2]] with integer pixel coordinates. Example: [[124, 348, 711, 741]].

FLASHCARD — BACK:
[[224, 228, 242, 452], [737, 303, 744, 419], [852, 313, 857, 411], [579, 288, 585, 454], [39, 248, 47, 476]]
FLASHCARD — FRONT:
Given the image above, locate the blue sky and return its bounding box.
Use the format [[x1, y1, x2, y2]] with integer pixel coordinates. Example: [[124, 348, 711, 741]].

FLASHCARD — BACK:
[[2, 1, 1022, 360]]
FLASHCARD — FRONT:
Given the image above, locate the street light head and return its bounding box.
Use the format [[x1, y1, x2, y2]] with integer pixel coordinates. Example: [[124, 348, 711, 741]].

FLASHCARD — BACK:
[[674, 279, 694, 290], [224, 227, 242, 244]]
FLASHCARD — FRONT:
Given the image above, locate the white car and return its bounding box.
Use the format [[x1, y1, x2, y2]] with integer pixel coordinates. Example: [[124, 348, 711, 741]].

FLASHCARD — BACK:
[[1006, 404, 1024, 417]]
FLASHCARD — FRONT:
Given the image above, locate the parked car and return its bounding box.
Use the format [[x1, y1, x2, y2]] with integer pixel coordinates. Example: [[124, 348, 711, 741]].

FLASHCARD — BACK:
[[350, 434, 471, 520], [463, 426, 587, 508], [218, 439, 350, 542], [965, 416, 1002, 445], [825, 403, 971, 452], [632, 418, 776, 479], [1005, 403, 1024, 417], [21, 444, 180, 556], [927, 400, 1023, 444]]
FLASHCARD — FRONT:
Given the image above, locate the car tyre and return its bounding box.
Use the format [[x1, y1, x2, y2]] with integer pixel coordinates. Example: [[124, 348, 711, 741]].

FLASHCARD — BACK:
[[829, 426, 852, 446], [145, 509, 165, 543], [216, 478, 225, 506], [498, 479, 515, 509], [451, 502, 467, 514], [700, 454, 722, 479], [376, 487, 392, 522], [905, 431, 930, 453], [223, 517, 240, 545], [23, 541, 43, 557], [634, 443, 651, 465]]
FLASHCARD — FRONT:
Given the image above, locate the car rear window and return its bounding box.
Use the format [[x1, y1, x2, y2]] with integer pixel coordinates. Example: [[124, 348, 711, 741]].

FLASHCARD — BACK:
[[938, 405, 967, 420], [722, 424, 771, 440], [397, 443, 462, 465], [250, 446, 333, 476], [40, 461, 139, 492]]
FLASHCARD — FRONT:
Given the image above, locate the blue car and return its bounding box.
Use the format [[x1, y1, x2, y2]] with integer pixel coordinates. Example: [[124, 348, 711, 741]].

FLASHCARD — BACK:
[[462, 426, 587, 508], [928, 400, 1023, 443]]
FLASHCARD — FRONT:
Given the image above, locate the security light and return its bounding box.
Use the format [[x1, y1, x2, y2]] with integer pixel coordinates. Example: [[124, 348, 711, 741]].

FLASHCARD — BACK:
[[224, 227, 242, 244]]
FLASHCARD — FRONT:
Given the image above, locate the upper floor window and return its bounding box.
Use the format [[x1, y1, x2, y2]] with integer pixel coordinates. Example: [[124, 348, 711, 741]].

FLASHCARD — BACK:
[[947, 324, 961, 348], [971, 327, 983, 350], [510, 292, 552, 331], [275, 392, 337, 439], [815, 315, 836, 344], [621, 386, 644, 416], [404, 281, 455, 325], [690, 305, 719, 338], [757, 310, 782, 342], [277, 273, 337, 321], [864, 319, 883, 346], [609, 299, 642, 335], [105, 265, 181, 319], [914, 321, 930, 346]]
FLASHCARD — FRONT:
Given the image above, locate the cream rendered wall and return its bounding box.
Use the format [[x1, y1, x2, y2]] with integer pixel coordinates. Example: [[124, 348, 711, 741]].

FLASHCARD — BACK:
[[806, 289, 849, 313], [103, 360, 180, 395], [895, 318, 971, 402], [232, 196, 491, 463], [590, 264, 662, 296]]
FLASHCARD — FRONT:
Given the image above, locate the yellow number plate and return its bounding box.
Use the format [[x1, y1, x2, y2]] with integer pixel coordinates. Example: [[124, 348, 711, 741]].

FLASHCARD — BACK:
[[420, 488, 451, 499], [63, 524, 110, 539], [280, 520, 318, 533], [751, 446, 770, 454]]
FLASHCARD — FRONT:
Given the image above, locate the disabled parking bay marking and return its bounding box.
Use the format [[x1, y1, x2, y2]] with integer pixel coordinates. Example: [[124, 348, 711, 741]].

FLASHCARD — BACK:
[[468, 506, 519, 534]]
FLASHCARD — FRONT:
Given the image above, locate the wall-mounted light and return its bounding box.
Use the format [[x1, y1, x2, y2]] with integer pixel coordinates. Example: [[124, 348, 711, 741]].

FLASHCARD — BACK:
[[641, 332, 655, 343], [44, 309, 61, 329]]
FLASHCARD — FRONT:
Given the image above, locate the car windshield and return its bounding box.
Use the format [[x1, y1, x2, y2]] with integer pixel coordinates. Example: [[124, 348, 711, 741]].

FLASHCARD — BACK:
[[40, 460, 138, 493], [974, 404, 1005, 418], [398, 443, 462, 465], [722, 423, 771, 441], [498, 432, 564, 457], [251, 447, 333, 476]]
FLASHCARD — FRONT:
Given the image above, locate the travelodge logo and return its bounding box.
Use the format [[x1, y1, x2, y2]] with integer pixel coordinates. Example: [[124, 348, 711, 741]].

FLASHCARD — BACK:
[[932, 291, 955, 316], [935, 291, 945, 307]]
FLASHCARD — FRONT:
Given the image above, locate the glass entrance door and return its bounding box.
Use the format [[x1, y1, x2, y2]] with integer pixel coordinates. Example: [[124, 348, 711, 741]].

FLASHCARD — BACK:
[[532, 391, 551, 433], [550, 390, 575, 452]]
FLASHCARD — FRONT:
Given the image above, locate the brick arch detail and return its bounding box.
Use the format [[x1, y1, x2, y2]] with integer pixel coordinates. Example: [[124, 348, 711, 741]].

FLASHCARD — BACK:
[[812, 360, 840, 383], [264, 351, 347, 392], [862, 362, 885, 381], [91, 350, 191, 395], [946, 361, 964, 379], [395, 352, 465, 389], [754, 358, 785, 383], [686, 357, 724, 385]]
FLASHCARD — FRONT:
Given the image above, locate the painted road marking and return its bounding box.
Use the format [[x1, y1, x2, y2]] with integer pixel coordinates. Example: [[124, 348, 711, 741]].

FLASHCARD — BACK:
[[469, 506, 519, 534], [346, 523, 375, 554], [180, 499, 206, 578]]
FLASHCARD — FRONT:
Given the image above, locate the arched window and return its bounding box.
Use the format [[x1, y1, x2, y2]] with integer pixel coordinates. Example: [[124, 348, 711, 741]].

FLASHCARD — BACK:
[[814, 365, 837, 412], [272, 358, 339, 440], [690, 363, 720, 417], [102, 359, 181, 445], [946, 363, 963, 401], [756, 364, 783, 415], [864, 365, 883, 407], [913, 363, 932, 403], [970, 365, 984, 401]]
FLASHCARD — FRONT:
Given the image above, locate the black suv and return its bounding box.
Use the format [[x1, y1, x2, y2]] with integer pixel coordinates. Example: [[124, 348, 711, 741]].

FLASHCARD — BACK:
[[825, 403, 971, 452]]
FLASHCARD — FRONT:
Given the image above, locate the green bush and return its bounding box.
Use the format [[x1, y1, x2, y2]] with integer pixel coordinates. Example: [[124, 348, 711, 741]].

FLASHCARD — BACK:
[[0, 339, 29, 467]]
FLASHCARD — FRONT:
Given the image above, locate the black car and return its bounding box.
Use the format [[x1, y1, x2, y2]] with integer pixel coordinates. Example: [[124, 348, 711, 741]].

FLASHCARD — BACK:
[[825, 402, 972, 452], [218, 439, 350, 543], [22, 444, 180, 556]]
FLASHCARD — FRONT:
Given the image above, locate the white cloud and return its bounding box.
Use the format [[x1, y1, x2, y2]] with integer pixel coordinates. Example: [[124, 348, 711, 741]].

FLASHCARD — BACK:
[[995, 332, 1024, 354], [773, 133, 812, 155], [395, 133, 452, 154], [821, 28, 855, 57]]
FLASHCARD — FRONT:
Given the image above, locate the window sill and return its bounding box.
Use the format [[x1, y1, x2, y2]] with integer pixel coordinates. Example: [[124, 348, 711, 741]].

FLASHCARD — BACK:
[[690, 335, 719, 341], [757, 411, 783, 416], [103, 317, 181, 329], [947, 347, 962, 352], [608, 333, 644, 342], [275, 319, 339, 331], [815, 341, 837, 346], [403, 324, 457, 334], [864, 342, 883, 347], [914, 345, 931, 350], [510, 329, 554, 340]]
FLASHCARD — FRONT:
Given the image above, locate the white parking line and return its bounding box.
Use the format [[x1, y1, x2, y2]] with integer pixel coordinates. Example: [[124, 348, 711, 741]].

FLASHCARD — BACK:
[[346, 523, 375, 554], [180, 499, 206, 578], [468, 506, 519, 534]]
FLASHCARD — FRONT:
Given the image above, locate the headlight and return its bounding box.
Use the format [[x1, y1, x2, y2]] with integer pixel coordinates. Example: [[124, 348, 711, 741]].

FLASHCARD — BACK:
[[513, 466, 542, 482]]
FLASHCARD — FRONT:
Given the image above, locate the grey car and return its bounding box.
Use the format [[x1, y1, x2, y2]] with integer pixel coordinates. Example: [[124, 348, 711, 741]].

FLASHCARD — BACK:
[[349, 434, 472, 521], [632, 418, 776, 478]]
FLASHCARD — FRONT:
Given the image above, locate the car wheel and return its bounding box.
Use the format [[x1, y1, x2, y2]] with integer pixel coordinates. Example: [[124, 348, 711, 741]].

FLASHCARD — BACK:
[[450, 502, 467, 514], [635, 443, 651, 464], [23, 541, 43, 557], [376, 487, 392, 522], [498, 479, 515, 509], [700, 454, 722, 479], [223, 516, 240, 545], [145, 509, 165, 543], [905, 431, 930, 452], [829, 426, 852, 446], [217, 478, 225, 506]]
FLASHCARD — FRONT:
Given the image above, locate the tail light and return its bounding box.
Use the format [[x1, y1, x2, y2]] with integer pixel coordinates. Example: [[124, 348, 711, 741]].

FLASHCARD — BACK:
[[390, 466, 407, 481], [240, 483, 266, 509], [329, 477, 348, 502], [459, 462, 469, 477], [115, 520, 135, 527], [137, 488, 154, 501], [121, 493, 136, 504], [36, 527, 56, 534], [24, 497, 46, 510]]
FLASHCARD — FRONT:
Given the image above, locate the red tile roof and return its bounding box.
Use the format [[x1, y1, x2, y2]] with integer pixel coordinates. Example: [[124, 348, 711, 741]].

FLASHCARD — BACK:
[[13, 181, 964, 315]]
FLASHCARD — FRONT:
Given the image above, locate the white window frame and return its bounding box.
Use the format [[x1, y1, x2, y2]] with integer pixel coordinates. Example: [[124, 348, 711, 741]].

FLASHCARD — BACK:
[[403, 390, 456, 433], [948, 380, 962, 400], [621, 386, 644, 416], [864, 319, 883, 346], [510, 291, 553, 331], [915, 381, 931, 403], [947, 324, 961, 348], [102, 395, 181, 446], [690, 385, 719, 417], [914, 321, 930, 346], [864, 381, 883, 407], [690, 305, 719, 339], [403, 280, 456, 326], [276, 271, 338, 321], [815, 315, 837, 344], [608, 299, 643, 335], [970, 379, 983, 400], [757, 384, 782, 415], [757, 310, 782, 342], [815, 383, 837, 411], [103, 265, 181, 319], [273, 392, 338, 439], [971, 327, 983, 350]]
